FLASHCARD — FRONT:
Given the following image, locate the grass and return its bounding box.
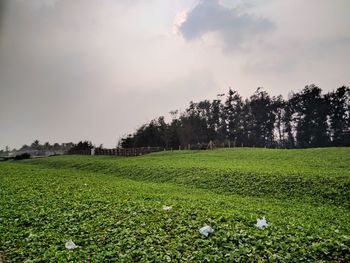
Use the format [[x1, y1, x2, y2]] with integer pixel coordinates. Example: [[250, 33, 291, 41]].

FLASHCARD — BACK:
[[0, 148, 349, 262]]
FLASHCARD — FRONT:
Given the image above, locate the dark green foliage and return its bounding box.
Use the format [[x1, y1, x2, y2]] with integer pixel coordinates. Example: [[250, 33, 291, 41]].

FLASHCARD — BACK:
[[326, 86, 350, 146], [120, 85, 350, 149], [68, 141, 93, 154], [17, 141, 74, 153], [249, 88, 276, 147], [224, 89, 245, 146], [290, 85, 330, 148], [13, 153, 30, 160]]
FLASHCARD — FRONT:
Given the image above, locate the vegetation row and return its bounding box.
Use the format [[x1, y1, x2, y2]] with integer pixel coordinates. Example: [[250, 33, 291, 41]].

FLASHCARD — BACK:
[[120, 85, 350, 149]]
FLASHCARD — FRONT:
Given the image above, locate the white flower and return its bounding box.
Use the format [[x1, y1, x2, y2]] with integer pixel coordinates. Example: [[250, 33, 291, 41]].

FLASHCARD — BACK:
[[256, 217, 268, 229], [65, 240, 77, 250], [199, 225, 214, 236]]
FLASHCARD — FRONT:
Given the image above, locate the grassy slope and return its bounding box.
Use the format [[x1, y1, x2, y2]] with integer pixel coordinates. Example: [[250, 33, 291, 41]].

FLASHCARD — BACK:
[[28, 148, 350, 207], [0, 148, 349, 262]]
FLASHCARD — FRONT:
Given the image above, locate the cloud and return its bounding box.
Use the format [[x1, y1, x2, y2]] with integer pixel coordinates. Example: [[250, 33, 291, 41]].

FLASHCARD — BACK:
[[1, 0, 349, 149], [177, 0, 274, 50]]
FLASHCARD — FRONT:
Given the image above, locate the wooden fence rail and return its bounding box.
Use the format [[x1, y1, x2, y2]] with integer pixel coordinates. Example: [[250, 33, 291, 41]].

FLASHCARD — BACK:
[[68, 141, 267, 157], [68, 147, 162, 157]]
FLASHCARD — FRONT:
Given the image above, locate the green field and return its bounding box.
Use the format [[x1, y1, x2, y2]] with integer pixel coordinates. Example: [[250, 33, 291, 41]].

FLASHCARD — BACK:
[[1, 148, 350, 262]]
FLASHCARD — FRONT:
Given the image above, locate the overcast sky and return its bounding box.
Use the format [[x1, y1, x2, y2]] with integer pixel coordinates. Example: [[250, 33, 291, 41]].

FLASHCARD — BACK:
[[1, 0, 349, 149]]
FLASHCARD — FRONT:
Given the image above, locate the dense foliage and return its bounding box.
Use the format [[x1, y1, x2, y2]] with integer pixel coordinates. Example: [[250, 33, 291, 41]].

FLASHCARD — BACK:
[[0, 141, 75, 158], [13, 153, 30, 160], [19, 140, 74, 152], [120, 85, 350, 149], [67, 141, 94, 154], [1, 148, 349, 262]]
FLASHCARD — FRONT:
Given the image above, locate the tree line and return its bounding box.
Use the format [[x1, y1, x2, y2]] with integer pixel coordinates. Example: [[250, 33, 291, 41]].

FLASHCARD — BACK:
[[1, 140, 98, 157], [119, 85, 350, 149]]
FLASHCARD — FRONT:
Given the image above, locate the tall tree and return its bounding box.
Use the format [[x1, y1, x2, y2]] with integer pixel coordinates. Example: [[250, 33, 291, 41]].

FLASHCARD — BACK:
[[224, 89, 244, 146], [178, 102, 209, 147], [167, 115, 181, 148], [249, 88, 275, 147], [272, 95, 285, 147], [31, 140, 40, 149], [326, 86, 350, 146], [119, 84, 349, 149], [291, 85, 330, 147], [207, 99, 221, 141], [283, 100, 295, 148]]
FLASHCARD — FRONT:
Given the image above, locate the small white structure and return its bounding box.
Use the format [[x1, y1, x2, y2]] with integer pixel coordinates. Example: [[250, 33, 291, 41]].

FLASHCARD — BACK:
[[65, 240, 77, 250], [199, 225, 214, 236], [162, 205, 172, 211], [256, 217, 268, 229]]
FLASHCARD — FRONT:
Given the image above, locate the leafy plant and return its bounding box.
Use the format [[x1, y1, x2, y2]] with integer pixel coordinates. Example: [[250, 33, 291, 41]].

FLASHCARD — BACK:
[[0, 148, 349, 262]]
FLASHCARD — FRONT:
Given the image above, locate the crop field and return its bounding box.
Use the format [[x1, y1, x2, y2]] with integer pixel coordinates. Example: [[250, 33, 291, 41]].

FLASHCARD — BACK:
[[0, 148, 350, 262]]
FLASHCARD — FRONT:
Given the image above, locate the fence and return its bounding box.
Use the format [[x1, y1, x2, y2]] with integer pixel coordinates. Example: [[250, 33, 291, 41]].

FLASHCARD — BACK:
[[68, 141, 272, 157], [68, 147, 162, 157], [95, 147, 162, 156]]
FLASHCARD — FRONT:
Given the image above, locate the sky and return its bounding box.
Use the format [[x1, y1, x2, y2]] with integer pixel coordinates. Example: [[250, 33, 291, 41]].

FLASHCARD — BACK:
[[1, 0, 349, 149]]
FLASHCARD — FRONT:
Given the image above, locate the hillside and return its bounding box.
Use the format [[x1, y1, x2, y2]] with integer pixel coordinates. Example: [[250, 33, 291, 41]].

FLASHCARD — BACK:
[[1, 148, 349, 262]]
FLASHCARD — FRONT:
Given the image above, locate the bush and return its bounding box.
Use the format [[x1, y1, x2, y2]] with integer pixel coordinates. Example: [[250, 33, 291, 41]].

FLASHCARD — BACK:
[[14, 153, 31, 160]]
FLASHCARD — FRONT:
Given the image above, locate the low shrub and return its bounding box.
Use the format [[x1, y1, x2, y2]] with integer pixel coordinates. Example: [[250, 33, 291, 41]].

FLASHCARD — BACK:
[[14, 153, 31, 160]]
